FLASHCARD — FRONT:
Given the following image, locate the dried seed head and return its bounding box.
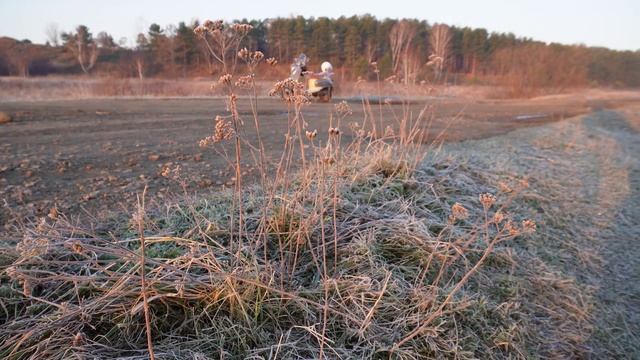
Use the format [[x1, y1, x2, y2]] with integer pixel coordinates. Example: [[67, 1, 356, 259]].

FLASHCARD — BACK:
[[200, 116, 234, 146], [498, 181, 512, 193], [269, 78, 308, 104], [22, 278, 31, 297], [323, 156, 336, 165], [73, 332, 85, 347], [218, 74, 232, 86], [479, 193, 496, 209], [48, 206, 58, 219], [72, 243, 83, 254], [160, 165, 181, 181], [334, 101, 352, 116], [521, 219, 537, 233], [213, 116, 234, 141], [251, 51, 264, 63], [36, 217, 47, 232], [237, 47, 249, 61], [305, 130, 317, 140], [451, 202, 469, 220], [202, 20, 214, 28], [266, 57, 278, 66], [5, 266, 17, 280], [193, 25, 207, 37], [384, 125, 395, 137], [225, 94, 239, 117], [493, 211, 505, 223], [66, 240, 84, 254], [293, 93, 311, 105], [232, 23, 253, 35], [505, 221, 519, 236], [328, 127, 341, 136], [234, 74, 254, 88], [16, 235, 50, 257], [204, 19, 224, 32]]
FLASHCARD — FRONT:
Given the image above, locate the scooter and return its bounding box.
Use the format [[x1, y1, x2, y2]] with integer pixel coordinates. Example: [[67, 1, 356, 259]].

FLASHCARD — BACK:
[[289, 53, 334, 102]]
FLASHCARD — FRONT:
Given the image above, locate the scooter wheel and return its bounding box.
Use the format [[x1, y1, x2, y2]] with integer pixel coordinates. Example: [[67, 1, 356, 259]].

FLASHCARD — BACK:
[[319, 88, 332, 103]]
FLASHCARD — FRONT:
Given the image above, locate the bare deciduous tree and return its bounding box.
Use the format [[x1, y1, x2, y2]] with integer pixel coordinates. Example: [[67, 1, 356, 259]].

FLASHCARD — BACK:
[[45, 23, 60, 47], [365, 38, 377, 65], [404, 49, 422, 85], [62, 25, 99, 74], [6, 41, 36, 77], [389, 20, 417, 84], [96, 32, 116, 49], [133, 33, 147, 79], [134, 55, 145, 79], [428, 24, 451, 81]]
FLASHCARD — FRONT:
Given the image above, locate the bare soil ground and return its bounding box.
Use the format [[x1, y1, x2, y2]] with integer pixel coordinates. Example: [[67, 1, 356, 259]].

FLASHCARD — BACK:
[[0, 91, 638, 235]]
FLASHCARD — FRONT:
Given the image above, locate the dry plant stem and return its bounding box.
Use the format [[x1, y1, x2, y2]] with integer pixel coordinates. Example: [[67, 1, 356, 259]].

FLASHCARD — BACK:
[[376, 71, 384, 130], [391, 234, 504, 352], [233, 125, 243, 259], [318, 159, 329, 279], [331, 114, 343, 272], [246, 76, 272, 263], [319, 280, 329, 360], [359, 271, 391, 336], [136, 186, 155, 360], [295, 106, 307, 171], [201, 37, 225, 70], [249, 79, 267, 186]]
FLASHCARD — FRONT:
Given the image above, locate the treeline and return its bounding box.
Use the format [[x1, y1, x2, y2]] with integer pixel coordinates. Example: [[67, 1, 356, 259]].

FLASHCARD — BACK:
[[1, 15, 639, 91]]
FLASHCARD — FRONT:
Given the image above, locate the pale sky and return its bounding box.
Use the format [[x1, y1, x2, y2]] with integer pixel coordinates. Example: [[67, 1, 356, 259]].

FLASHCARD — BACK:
[[0, 0, 638, 51]]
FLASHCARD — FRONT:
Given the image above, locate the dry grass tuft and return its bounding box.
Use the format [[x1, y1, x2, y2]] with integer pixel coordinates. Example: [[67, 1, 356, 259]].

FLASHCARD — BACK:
[[0, 152, 542, 359]]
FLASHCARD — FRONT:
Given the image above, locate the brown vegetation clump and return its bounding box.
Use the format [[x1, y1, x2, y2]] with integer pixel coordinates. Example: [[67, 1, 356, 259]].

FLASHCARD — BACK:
[[0, 145, 542, 358], [0, 112, 11, 124]]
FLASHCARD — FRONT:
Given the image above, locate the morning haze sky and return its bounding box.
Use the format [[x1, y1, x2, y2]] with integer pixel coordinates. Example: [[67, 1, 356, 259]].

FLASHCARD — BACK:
[[0, 0, 638, 51]]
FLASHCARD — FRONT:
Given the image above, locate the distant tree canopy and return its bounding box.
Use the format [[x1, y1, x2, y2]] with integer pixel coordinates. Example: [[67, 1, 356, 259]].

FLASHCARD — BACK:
[[0, 15, 638, 90]]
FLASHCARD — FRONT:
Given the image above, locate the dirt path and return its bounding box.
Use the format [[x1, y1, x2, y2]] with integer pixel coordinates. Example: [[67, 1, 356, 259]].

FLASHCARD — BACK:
[[3, 94, 634, 234], [445, 105, 640, 357]]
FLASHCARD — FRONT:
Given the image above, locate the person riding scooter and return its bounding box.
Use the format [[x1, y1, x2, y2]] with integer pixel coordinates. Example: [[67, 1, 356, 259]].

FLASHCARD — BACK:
[[289, 53, 309, 82], [306, 61, 334, 102], [289, 54, 334, 102]]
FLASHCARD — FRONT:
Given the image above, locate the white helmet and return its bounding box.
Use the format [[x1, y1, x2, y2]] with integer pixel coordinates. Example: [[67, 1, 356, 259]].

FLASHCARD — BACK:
[[321, 61, 333, 73]]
